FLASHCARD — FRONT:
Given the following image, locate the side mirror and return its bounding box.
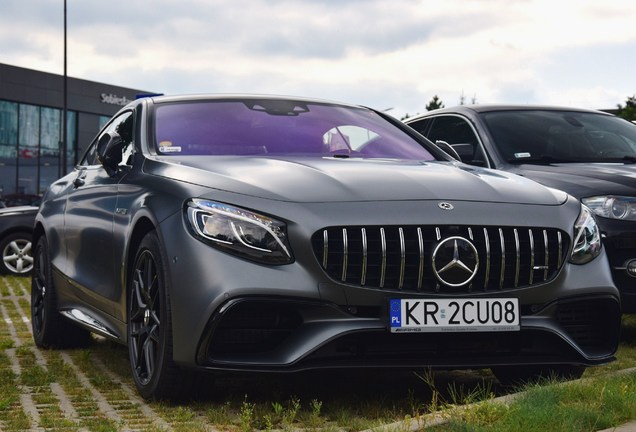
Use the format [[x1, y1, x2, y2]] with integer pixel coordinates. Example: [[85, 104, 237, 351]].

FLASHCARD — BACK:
[[435, 140, 461, 161], [97, 132, 123, 176]]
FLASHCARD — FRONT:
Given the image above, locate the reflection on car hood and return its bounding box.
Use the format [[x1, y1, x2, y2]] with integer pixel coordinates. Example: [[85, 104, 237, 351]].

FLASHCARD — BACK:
[[513, 163, 636, 198], [147, 156, 567, 204]]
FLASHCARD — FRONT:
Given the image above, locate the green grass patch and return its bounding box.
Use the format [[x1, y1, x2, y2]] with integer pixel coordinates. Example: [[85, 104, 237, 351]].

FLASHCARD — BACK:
[[433, 372, 636, 432]]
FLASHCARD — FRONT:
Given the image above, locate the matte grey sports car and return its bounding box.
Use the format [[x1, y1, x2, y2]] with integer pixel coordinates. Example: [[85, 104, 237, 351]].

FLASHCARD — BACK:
[[32, 95, 620, 400]]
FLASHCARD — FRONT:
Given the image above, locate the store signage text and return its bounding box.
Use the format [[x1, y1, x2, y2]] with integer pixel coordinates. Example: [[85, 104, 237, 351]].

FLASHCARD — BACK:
[[100, 93, 132, 106]]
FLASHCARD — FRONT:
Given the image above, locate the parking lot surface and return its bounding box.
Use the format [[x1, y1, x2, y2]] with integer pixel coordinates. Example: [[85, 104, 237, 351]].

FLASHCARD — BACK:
[[2, 274, 634, 432]]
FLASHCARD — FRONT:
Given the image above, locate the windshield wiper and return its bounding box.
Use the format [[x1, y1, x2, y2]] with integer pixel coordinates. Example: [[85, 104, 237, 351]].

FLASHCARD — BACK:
[[620, 156, 636, 164], [509, 155, 636, 164], [589, 156, 636, 164]]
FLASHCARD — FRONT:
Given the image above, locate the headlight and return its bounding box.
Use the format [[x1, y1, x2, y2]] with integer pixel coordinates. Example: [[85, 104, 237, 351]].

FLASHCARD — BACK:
[[582, 195, 636, 221], [186, 199, 293, 264], [570, 205, 602, 265]]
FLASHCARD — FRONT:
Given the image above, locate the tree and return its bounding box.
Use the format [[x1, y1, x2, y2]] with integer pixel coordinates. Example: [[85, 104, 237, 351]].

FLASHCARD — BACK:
[[459, 91, 477, 105], [616, 95, 636, 121], [426, 95, 445, 111]]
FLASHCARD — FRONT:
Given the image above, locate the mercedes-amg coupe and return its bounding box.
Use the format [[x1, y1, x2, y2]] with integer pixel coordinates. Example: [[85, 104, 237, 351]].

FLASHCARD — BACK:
[[32, 95, 621, 400]]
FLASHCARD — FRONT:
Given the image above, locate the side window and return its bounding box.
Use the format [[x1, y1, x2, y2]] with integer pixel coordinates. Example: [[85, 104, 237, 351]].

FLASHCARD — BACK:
[[428, 116, 487, 166], [81, 111, 134, 167], [407, 118, 432, 136]]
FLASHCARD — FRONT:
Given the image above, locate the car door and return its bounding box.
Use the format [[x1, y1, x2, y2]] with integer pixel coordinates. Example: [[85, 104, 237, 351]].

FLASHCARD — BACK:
[[63, 111, 134, 316]]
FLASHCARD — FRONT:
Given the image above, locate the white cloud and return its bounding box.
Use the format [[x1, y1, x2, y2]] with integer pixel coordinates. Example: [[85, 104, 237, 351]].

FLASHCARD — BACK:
[[1, 0, 636, 118]]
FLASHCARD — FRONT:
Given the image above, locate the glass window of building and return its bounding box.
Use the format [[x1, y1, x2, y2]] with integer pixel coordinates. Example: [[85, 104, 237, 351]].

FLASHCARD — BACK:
[[0, 100, 79, 197], [0, 101, 18, 198], [40, 107, 61, 194], [66, 111, 77, 173], [18, 104, 40, 195]]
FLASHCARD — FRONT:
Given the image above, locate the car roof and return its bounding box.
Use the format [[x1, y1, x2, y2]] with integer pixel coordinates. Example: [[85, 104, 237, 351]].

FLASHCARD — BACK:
[[133, 93, 365, 110], [408, 104, 613, 120]]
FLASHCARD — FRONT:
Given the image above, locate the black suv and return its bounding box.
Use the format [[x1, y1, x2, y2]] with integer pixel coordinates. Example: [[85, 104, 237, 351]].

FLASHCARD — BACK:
[[405, 105, 636, 312]]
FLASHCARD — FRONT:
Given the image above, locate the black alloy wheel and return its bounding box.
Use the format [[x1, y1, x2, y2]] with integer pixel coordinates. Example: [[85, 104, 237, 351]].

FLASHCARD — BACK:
[[31, 237, 49, 344], [129, 247, 162, 387], [31, 236, 89, 348], [128, 232, 188, 400]]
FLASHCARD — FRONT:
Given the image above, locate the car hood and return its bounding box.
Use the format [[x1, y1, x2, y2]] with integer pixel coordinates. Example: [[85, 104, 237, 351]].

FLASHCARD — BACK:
[[511, 163, 636, 199], [146, 156, 567, 205]]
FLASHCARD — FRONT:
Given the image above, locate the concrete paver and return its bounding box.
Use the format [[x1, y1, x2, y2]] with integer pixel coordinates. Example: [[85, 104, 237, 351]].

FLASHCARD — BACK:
[[598, 421, 636, 432]]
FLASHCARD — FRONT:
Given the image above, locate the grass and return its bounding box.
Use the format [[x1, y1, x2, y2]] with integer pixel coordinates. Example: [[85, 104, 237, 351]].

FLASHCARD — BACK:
[[431, 371, 636, 432], [0, 273, 635, 431], [425, 313, 636, 432]]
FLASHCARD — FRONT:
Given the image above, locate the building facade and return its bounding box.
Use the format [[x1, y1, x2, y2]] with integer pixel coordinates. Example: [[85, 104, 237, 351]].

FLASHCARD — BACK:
[[0, 63, 152, 198]]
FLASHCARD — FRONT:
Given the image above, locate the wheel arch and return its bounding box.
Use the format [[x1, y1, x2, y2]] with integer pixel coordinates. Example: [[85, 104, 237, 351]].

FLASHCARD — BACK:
[[124, 216, 157, 289], [32, 222, 45, 246], [1, 225, 34, 242]]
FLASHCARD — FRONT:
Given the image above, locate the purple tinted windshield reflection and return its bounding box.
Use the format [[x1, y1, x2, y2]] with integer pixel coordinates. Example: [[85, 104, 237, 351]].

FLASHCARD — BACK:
[[154, 100, 434, 160]]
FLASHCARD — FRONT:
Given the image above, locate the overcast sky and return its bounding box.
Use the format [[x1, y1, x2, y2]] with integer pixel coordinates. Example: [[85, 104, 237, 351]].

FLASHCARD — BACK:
[[1, 0, 636, 119]]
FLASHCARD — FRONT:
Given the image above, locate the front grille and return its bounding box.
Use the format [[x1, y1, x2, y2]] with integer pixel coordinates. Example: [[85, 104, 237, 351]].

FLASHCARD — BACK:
[[311, 225, 569, 293]]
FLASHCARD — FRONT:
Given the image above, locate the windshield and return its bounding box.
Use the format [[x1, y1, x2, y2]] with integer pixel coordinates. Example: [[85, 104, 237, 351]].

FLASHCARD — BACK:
[[482, 110, 636, 163], [153, 99, 434, 161]]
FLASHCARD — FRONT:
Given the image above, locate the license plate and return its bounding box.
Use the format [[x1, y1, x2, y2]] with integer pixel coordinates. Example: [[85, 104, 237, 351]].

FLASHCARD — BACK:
[[389, 298, 520, 333]]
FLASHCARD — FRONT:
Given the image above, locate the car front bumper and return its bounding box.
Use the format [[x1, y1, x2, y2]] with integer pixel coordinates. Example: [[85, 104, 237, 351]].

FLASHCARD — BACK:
[[158, 197, 621, 371]]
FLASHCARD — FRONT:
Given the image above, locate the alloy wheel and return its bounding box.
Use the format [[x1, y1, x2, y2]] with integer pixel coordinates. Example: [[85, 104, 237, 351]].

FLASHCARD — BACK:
[[31, 242, 47, 335], [3, 237, 33, 274], [129, 250, 162, 386]]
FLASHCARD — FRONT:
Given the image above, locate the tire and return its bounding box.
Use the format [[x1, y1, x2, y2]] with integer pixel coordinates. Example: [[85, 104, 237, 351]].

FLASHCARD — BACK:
[[31, 236, 91, 348], [1, 231, 33, 275], [128, 231, 196, 401], [492, 364, 586, 387]]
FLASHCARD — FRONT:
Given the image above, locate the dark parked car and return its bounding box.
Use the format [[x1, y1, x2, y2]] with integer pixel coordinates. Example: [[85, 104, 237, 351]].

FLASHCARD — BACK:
[[32, 95, 620, 400], [1, 194, 41, 207], [0, 206, 37, 275], [405, 105, 636, 313]]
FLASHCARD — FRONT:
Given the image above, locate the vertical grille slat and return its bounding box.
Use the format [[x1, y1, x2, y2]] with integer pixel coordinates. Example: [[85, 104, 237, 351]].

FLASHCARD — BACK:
[[322, 230, 328, 269], [417, 227, 424, 290], [498, 228, 505, 290], [543, 230, 550, 281], [529, 229, 535, 285], [514, 228, 520, 288], [341, 228, 348, 282], [398, 227, 406, 289], [313, 225, 569, 293], [483, 228, 491, 290], [361, 228, 368, 286], [380, 227, 387, 288]]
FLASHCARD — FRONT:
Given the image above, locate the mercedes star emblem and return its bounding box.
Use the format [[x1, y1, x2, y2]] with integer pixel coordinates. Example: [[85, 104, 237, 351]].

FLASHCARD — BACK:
[[432, 236, 479, 287]]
